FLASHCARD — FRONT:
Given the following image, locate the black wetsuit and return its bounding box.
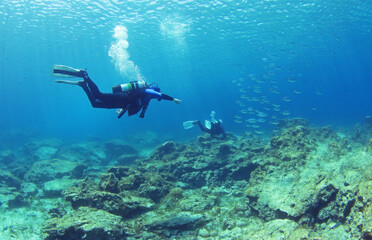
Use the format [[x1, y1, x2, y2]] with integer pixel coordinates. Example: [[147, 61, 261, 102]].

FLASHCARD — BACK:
[[80, 73, 174, 118], [195, 120, 227, 139]]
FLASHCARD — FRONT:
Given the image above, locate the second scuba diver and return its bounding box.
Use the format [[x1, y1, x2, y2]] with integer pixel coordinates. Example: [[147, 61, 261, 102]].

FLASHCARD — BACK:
[[52, 65, 181, 118], [183, 111, 227, 140]]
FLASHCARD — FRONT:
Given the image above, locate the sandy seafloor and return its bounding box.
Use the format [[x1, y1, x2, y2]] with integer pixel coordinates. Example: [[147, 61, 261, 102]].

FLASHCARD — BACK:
[[0, 117, 371, 240]]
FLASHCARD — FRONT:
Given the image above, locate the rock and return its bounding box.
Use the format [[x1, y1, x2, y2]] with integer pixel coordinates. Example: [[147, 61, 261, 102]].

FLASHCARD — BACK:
[[313, 126, 338, 141], [306, 184, 339, 224], [64, 187, 154, 218], [269, 125, 315, 162], [180, 194, 217, 213], [99, 173, 120, 193], [288, 227, 310, 239], [48, 205, 67, 218], [217, 144, 235, 158], [43, 177, 77, 197], [59, 142, 107, 164], [249, 219, 298, 239], [246, 170, 334, 221], [199, 228, 210, 237], [7, 192, 29, 208], [33, 146, 58, 161], [0, 185, 30, 208], [107, 166, 133, 179], [104, 140, 138, 158], [149, 141, 184, 162], [148, 212, 205, 232], [10, 166, 29, 180], [25, 159, 87, 183], [0, 188, 13, 207], [22, 139, 61, 162], [277, 118, 309, 129], [0, 150, 15, 165], [0, 169, 21, 188], [327, 139, 352, 157], [197, 135, 212, 148], [138, 172, 174, 202], [230, 163, 259, 181], [116, 154, 139, 165], [346, 180, 372, 239], [43, 207, 129, 240], [118, 172, 146, 191], [21, 182, 38, 196]]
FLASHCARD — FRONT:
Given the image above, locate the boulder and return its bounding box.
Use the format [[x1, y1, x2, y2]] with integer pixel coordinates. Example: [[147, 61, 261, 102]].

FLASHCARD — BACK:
[[269, 125, 315, 162], [148, 212, 206, 235], [25, 159, 87, 183], [64, 187, 154, 218], [43, 207, 129, 240], [0, 150, 15, 165], [104, 140, 138, 158], [58, 142, 107, 164], [0, 169, 22, 188], [43, 177, 78, 197], [249, 219, 299, 239]]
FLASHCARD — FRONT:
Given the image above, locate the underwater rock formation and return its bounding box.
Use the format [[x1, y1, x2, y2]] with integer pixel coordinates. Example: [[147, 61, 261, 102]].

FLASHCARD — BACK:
[[269, 125, 315, 162], [25, 159, 87, 183], [0, 150, 15, 165], [43, 207, 129, 240], [22, 139, 61, 163], [3, 118, 370, 239], [43, 178, 77, 198], [277, 117, 309, 129], [0, 169, 21, 189], [147, 212, 206, 237]]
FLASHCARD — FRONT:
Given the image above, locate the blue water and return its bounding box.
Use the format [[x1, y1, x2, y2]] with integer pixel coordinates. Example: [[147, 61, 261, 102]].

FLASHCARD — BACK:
[[0, 0, 371, 142]]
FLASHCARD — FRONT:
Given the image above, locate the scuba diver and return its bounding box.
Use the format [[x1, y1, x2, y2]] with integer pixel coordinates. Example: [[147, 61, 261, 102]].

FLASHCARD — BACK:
[[183, 111, 226, 139], [52, 65, 181, 118]]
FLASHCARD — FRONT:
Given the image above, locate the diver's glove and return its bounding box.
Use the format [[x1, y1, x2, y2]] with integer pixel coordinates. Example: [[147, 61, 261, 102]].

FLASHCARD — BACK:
[[173, 98, 182, 104]]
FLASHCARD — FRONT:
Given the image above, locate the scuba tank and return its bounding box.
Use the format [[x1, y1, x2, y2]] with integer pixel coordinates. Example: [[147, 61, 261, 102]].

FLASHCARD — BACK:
[[112, 81, 147, 93]]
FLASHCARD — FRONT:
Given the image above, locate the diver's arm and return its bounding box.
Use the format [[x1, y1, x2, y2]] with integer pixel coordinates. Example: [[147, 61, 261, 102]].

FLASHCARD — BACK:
[[162, 93, 181, 104], [145, 89, 181, 103]]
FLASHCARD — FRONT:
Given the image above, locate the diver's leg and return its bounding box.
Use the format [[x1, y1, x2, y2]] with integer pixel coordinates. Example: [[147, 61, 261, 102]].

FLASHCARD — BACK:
[[82, 75, 129, 109], [80, 83, 108, 108], [194, 120, 208, 133], [83, 74, 101, 98]]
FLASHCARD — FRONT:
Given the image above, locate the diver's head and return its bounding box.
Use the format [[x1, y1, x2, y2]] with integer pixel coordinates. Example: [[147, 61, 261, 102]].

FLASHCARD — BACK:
[[149, 82, 161, 92], [212, 119, 222, 125]]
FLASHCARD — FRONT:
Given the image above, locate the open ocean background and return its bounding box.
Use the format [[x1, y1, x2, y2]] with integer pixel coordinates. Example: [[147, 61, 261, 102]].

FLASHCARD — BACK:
[[0, 0, 371, 144]]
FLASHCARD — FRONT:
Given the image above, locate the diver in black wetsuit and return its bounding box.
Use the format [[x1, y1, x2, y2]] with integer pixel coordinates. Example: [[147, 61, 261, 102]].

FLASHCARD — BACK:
[[183, 111, 226, 139], [52, 65, 181, 118], [193, 119, 226, 140]]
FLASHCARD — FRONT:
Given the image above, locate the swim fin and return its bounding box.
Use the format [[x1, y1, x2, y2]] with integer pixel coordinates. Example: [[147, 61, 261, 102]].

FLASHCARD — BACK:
[[183, 121, 195, 130], [51, 65, 85, 78], [54, 79, 85, 85]]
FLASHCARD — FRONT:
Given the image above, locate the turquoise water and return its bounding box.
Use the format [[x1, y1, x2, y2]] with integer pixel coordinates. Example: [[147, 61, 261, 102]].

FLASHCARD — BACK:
[[0, 0, 371, 141]]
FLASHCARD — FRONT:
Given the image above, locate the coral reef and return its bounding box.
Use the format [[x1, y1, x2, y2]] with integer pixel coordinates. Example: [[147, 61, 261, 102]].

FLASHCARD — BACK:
[[0, 118, 371, 239]]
